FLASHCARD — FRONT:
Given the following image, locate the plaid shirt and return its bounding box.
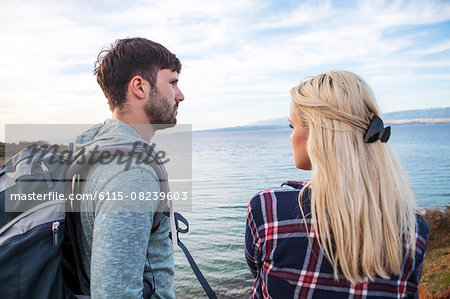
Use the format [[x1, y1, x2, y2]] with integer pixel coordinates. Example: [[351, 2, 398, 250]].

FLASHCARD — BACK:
[[245, 181, 428, 299]]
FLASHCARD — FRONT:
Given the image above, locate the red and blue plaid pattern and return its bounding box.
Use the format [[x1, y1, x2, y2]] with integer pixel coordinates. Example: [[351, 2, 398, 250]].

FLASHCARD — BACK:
[[245, 181, 428, 299]]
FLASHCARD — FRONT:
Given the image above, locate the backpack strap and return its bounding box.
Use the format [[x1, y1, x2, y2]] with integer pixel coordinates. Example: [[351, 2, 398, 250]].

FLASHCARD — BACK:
[[177, 240, 217, 299], [65, 143, 169, 230], [168, 212, 217, 299], [64, 143, 170, 299], [64, 203, 90, 295]]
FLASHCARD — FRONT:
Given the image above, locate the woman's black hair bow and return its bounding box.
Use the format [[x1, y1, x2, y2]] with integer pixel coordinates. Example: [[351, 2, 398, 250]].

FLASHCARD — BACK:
[[363, 115, 391, 143]]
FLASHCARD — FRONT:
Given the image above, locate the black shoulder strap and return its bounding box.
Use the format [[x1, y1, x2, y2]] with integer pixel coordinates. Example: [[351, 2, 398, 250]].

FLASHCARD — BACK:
[[177, 240, 217, 299], [64, 143, 169, 298], [66, 143, 169, 230], [64, 205, 90, 296], [168, 212, 217, 299]]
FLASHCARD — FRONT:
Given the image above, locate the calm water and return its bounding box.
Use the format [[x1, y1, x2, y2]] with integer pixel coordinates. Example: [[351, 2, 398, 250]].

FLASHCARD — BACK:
[[174, 123, 450, 298]]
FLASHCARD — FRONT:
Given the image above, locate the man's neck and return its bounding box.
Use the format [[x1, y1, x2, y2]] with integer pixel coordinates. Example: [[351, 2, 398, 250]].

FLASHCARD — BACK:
[[112, 112, 155, 142]]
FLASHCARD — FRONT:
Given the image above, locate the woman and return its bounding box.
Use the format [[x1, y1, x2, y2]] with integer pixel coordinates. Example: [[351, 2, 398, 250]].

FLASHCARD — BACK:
[[245, 70, 428, 298]]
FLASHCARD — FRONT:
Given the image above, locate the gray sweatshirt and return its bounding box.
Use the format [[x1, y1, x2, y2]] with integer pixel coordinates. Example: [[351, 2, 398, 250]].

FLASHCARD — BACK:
[[75, 119, 175, 299]]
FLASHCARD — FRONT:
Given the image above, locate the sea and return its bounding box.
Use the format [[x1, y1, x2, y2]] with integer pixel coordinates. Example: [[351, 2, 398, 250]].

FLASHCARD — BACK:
[[173, 123, 450, 298]]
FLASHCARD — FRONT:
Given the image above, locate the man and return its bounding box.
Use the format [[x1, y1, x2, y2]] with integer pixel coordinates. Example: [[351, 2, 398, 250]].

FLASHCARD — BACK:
[[75, 37, 184, 298]]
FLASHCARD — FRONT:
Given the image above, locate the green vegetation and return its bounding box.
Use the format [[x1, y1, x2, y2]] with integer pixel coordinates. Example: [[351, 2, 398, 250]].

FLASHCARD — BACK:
[[419, 206, 450, 298], [0, 141, 69, 167], [0, 142, 4, 167]]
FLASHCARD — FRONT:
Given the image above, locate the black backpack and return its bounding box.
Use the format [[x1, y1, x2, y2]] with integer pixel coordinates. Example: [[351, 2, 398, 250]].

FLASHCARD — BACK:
[[0, 143, 217, 299]]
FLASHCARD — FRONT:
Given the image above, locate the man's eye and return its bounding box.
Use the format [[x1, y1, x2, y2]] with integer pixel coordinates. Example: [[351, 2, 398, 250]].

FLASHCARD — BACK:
[[289, 124, 294, 129]]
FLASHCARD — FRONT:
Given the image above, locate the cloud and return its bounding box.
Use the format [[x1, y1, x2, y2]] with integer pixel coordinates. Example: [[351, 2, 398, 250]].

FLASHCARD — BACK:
[[0, 0, 449, 140]]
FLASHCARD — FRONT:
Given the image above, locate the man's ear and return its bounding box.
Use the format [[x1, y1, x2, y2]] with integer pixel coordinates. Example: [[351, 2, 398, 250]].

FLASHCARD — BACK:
[[128, 76, 148, 100]]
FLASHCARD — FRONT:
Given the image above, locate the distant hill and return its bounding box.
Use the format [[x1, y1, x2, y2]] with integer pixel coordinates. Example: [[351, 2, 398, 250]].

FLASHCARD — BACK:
[[194, 125, 284, 133], [0, 142, 4, 165], [196, 107, 450, 133], [249, 107, 450, 127], [383, 107, 450, 120], [250, 118, 289, 126]]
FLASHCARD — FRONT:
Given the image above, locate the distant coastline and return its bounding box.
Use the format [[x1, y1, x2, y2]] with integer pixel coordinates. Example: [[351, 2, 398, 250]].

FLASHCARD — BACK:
[[385, 118, 450, 125], [196, 118, 450, 133], [246, 107, 450, 128]]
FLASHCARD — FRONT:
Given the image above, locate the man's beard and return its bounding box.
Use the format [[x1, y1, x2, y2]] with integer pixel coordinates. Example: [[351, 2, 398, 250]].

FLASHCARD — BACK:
[[144, 87, 178, 130]]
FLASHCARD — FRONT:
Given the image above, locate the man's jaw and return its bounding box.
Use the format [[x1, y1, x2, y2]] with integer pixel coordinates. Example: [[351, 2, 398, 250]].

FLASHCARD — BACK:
[[174, 103, 179, 117]]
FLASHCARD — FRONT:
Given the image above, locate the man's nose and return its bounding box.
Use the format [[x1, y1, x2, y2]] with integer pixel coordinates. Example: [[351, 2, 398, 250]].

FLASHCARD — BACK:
[[175, 87, 184, 102]]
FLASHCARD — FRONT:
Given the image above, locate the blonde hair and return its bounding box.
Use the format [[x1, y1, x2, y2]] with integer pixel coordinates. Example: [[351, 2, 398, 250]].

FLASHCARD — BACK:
[[290, 70, 417, 283]]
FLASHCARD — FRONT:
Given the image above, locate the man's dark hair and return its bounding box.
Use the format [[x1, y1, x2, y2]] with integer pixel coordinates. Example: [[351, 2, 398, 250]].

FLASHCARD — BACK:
[[94, 37, 181, 111]]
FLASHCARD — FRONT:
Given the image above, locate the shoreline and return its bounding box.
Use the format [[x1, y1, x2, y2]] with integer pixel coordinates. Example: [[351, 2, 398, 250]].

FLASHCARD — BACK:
[[419, 206, 450, 298], [385, 118, 450, 125]]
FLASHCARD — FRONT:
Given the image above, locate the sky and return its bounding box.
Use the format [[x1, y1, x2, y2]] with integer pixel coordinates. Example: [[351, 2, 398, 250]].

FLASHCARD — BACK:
[[1, 0, 449, 141]]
